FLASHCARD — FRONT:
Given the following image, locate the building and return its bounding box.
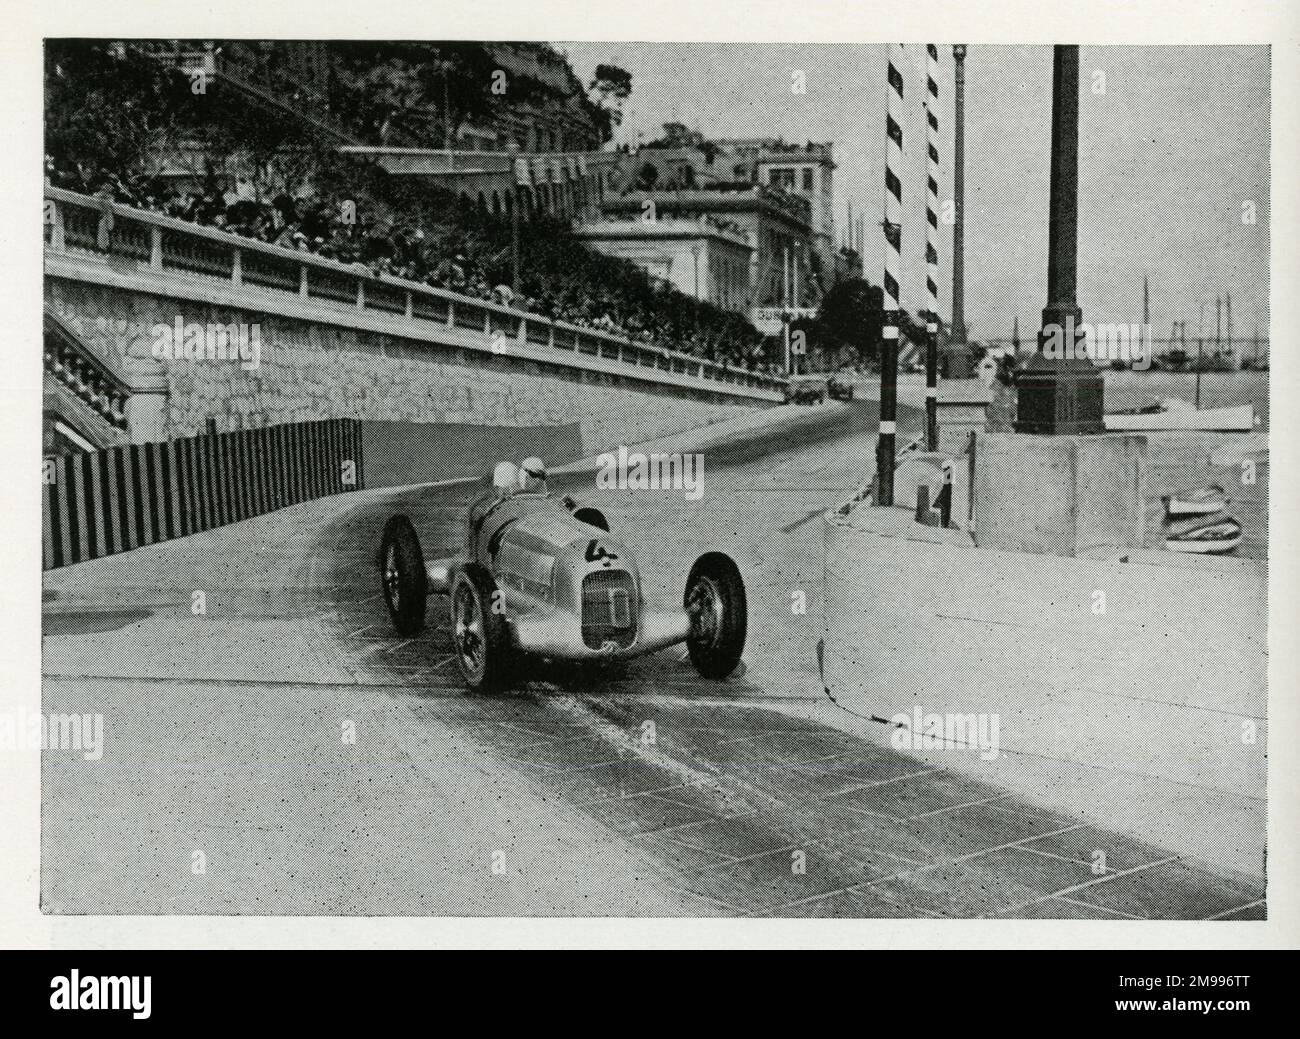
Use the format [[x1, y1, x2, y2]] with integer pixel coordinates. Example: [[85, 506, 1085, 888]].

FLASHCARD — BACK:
[[601, 184, 816, 318], [338, 146, 619, 223], [608, 138, 838, 303], [573, 216, 753, 313], [127, 40, 605, 158], [482, 43, 604, 154], [717, 139, 837, 280]]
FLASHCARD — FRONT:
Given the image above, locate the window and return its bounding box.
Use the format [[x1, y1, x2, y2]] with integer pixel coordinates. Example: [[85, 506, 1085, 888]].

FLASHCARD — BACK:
[[769, 167, 796, 189], [802, 168, 814, 191]]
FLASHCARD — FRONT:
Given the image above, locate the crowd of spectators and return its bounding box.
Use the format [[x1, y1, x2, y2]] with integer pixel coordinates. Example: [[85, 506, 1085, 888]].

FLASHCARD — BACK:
[[46, 156, 771, 371]]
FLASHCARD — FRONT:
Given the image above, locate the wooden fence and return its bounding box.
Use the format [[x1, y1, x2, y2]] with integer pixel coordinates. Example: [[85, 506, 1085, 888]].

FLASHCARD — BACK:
[[42, 419, 362, 569]]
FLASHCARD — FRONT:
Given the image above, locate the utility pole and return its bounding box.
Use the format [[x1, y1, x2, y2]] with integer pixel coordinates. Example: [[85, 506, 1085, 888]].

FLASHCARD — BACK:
[[783, 243, 792, 375], [1196, 303, 1205, 405], [1225, 292, 1233, 364], [1215, 295, 1222, 355], [507, 141, 522, 296]]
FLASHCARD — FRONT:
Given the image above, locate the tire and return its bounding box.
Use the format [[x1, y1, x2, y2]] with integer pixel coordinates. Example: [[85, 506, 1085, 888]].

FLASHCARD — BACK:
[[449, 563, 514, 691], [380, 515, 427, 636], [684, 552, 747, 680]]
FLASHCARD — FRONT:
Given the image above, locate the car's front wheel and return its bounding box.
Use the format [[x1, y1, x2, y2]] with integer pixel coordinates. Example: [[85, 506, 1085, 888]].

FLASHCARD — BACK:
[[684, 553, 747, 680], [380, 515, 427, 636], [450, 563, 513, 691]]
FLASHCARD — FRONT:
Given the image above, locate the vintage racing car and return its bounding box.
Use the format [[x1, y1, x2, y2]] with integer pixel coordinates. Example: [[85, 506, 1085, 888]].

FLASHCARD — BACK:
[[783, 373, 829, 405], [378, 459, 747, 691]]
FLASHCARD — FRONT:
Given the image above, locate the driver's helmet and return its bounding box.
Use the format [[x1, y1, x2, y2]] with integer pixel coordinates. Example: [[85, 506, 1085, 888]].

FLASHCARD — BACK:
[[519, 457, 547, 493], [492, 461, 519, 498]]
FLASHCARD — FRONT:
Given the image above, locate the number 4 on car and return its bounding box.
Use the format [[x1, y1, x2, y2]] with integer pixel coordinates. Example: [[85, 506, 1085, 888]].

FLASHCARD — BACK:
[[378, 457, 746, 691]]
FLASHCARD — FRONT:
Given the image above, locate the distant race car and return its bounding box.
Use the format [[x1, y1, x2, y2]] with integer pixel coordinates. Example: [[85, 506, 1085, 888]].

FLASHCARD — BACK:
[[827, 373, 855, 401], [783, 374, 828, 405], [378, 458, 747, 691]]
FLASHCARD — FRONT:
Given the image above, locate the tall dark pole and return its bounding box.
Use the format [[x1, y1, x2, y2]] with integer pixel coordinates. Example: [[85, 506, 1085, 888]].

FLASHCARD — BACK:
[[511, 196, 520, 296], [1044, 46, 1080, 338], [507, 143, 521, 296], [948, 45, 972, 379], [1014, 45, 1104, 435]]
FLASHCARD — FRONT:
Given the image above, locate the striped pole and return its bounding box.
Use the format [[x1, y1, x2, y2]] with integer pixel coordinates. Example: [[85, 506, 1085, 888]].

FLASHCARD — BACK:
[[878, 42, 904, 506], [924, 44, 941, 451]]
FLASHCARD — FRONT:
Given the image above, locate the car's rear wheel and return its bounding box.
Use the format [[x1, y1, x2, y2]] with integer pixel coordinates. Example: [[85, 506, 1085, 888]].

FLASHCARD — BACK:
[[450, 563, 513, 691], [684, 552, 747, 679], [380, 515, 427, 636]]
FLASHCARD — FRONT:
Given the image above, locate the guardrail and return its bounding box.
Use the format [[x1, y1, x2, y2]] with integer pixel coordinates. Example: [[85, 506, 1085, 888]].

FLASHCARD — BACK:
[[44, 308, 131, 435], [43, 187, 785, 401]]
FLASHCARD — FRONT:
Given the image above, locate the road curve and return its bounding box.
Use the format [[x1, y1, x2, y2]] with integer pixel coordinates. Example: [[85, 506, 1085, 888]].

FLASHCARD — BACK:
[[42, 401, 1264, 918]]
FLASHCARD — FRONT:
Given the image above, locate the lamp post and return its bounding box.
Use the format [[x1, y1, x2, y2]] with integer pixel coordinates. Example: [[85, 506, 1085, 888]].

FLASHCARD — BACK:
[[1014, 45, 1104, 435], [507, 140, 521, 297], [946, 44, 974, 380]]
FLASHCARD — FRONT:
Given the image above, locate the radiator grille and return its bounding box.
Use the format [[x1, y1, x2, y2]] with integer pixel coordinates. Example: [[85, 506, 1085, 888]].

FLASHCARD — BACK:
[[581, 570, 636, 649]]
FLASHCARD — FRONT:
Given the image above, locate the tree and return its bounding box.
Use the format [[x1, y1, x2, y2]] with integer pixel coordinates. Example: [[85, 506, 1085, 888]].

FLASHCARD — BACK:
[[45, 41, 194, 190], [815, 278, 884, 366], [328, 43, 499, 146], [588, 63, 631, 142], [644, 122, 704, 150]]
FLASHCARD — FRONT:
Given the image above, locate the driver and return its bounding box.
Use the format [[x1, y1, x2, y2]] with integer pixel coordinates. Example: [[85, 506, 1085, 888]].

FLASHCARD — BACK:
[[518, 456, 547, 494], [467, 461, 519, 553]]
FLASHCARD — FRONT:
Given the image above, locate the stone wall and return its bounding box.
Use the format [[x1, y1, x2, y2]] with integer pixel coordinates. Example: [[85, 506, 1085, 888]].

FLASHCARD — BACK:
[[46, 277, 762, 457]]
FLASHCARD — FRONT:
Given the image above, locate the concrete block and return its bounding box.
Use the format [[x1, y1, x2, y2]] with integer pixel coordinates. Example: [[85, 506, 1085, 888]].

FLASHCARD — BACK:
[[935, 380, 992, 456], [973, 431, 1146, 557]]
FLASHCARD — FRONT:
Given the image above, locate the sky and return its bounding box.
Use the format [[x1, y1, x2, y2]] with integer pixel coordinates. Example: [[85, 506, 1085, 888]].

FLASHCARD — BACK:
[[561, 43, 1270, 343]]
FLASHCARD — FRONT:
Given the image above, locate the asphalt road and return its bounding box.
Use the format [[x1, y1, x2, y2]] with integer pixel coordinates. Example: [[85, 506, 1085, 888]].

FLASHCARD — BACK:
[[41, 400, 1264, 918]]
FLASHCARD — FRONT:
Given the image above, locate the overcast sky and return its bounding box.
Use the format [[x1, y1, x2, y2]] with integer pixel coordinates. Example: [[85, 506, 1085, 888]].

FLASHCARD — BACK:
[[561, 43, 1270, 343]]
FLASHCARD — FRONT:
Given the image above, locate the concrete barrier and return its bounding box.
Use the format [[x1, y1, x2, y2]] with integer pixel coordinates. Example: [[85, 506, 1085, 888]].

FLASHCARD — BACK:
[[821, 502, 1266, 876], [359, 420, 583, 489]]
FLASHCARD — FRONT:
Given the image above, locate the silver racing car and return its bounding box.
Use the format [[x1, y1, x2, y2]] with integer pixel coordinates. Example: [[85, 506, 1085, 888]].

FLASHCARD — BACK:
[[378, 458, 747, 691]]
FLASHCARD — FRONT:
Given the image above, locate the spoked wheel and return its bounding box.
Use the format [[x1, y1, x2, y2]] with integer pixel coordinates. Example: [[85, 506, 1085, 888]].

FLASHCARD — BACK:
[[380, 515, 427, 636], [449, 563, 513, 691], [684, 552, 747, 680]]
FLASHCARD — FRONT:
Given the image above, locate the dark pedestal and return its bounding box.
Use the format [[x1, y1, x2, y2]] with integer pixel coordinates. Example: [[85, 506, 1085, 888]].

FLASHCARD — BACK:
[[941, 342, 975, 380], [1013, 351, 1105, 435]]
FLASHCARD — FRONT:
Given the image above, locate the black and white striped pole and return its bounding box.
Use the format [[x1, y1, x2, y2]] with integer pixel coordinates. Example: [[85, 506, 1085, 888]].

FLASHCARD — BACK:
[[877, 42, 904, 506], [924, 44, 941, 452]]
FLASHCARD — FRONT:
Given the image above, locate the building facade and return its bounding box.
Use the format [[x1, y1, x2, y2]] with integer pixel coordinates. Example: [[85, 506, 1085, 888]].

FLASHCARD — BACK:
[[573, 217, 753, 313], [601, 185, 816, 317], [717, 139, 836, 281]]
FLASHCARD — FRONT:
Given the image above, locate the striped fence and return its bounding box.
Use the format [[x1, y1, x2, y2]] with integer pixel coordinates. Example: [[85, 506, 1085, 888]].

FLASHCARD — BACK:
[[42, 419, 362, 570]]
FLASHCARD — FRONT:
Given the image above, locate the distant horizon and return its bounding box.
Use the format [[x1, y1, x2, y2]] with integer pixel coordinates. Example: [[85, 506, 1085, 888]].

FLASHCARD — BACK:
[[563, 43, 1270, 343]]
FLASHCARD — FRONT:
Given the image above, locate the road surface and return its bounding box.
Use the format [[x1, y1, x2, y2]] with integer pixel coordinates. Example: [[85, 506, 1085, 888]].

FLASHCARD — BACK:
[[41, 401, 1264, 918]]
